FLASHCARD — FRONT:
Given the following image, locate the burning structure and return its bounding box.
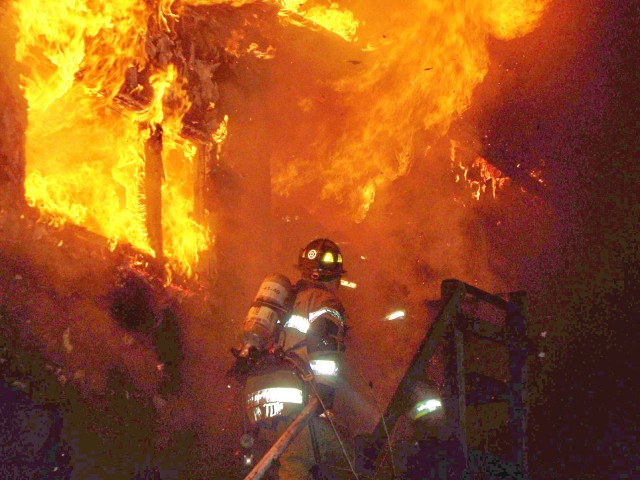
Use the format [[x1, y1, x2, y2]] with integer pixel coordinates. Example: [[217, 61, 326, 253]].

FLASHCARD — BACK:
[[4, 0, 634, 479], [7, 0, 550, 279]]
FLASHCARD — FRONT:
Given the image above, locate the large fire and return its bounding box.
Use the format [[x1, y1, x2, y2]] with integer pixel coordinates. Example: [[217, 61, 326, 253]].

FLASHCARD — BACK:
[[271, 0, 549, 220], [14, 0, 548, 278], [15, 0, 208, 277]]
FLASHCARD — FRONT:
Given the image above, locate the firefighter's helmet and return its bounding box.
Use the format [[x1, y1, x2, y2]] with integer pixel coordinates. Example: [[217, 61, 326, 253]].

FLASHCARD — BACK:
[[298, 238, 346, 281]]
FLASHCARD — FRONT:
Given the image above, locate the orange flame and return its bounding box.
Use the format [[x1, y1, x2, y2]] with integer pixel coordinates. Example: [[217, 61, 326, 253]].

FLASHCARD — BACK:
[[14, 0, 549, 277], [14, 0, 365, 278], [278, 1, 360, 42], [272, 0, 549, 221], [16, 0, 214, 278], [179, 0, 360, 41], [247, 43, 277, 60]]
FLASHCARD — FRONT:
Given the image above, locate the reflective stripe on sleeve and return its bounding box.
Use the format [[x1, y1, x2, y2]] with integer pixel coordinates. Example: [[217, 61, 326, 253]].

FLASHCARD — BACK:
[[308, 307, 344, 326], [285, 314, 311, 334], [285, 307, 344, 334]]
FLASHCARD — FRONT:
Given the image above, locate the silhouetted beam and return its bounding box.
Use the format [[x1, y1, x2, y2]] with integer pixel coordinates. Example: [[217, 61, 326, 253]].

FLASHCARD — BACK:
[[457, 311, 505, 343], [506, 291, 529, 475], [143, 123, 164, 262]]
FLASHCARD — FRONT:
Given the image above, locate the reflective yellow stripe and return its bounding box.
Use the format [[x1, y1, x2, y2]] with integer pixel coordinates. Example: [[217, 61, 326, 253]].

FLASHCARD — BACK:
[[285, 308, 344, 333], [285, 314, 311, 334], [410, 398, 443, 420], [322, 251, 334, 263], [416, 399, 442, 413], [340, 279, 357, 289], [309, 307, 344, 325], [247, 387, 304, 406], [310, 359, 338, 376], [385, 310, 405, 321]]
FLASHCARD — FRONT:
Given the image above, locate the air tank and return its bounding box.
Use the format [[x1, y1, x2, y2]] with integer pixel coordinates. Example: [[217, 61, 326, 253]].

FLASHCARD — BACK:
[[235, 273, 294, 359]]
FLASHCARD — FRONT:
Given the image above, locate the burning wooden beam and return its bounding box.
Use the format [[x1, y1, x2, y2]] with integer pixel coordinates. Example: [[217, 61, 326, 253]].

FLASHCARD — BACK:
[[143, 122, 165, 262]]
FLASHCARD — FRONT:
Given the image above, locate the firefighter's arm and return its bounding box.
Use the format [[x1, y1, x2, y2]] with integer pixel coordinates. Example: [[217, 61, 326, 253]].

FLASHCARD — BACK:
[[306, 308, 345, 354], [306, 309, 345, 408]]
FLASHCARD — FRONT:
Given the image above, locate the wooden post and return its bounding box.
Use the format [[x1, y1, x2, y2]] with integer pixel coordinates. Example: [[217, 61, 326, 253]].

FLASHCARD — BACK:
[[192, 142, 218, 284], [143, 123, 165, 263], [506, 291, 528, 476], [453, 317, 468, 466], [193, 144, 208, 224], [442, 306, 468, 471]]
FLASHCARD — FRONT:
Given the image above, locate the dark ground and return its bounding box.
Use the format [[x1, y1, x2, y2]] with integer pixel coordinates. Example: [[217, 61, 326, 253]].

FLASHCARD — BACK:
[[0, 212, 248, 479]]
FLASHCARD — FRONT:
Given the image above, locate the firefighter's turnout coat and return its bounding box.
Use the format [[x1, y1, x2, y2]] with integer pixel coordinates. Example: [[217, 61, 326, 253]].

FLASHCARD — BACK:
[[245, 278, 348, 479]]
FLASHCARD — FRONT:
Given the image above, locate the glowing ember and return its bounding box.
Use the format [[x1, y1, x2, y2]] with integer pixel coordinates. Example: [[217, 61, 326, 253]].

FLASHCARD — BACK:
[[528, 165, 546, 185], [247, 43, 277, 60], [450, 140, 509, 201]]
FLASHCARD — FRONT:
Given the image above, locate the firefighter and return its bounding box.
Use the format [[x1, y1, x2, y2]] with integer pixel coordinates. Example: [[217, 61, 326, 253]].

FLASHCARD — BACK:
[[277, 238, 349, 480], [284, 238, 347, 406], [239, 238, 350, 480]]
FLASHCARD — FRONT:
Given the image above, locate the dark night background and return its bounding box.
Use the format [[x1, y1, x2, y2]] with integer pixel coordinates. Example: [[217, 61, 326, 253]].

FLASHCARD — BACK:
[[492, 0, 639, 477]]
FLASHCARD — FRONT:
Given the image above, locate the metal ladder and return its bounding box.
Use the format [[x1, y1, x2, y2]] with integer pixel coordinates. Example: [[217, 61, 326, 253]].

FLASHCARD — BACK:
[[355, 279, 532, 479]]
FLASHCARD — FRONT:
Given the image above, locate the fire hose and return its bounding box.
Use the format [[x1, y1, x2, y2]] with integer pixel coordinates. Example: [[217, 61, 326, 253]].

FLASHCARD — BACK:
[[242, 396, 320, 480]]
